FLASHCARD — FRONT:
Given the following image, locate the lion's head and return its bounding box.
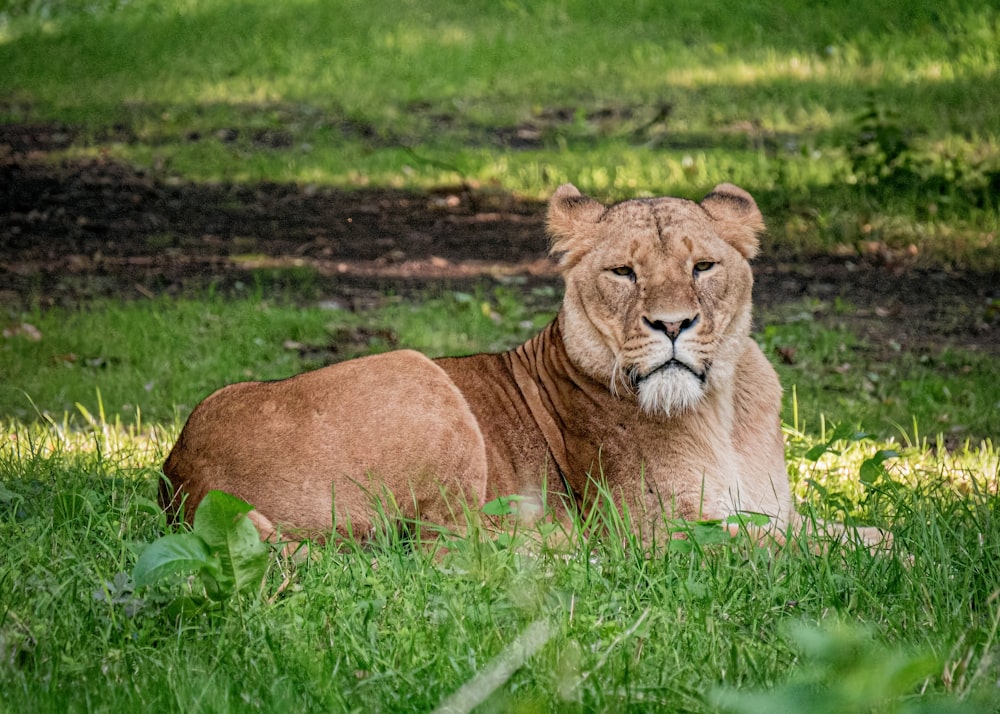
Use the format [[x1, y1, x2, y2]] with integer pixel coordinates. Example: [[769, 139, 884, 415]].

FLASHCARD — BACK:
[[547, 183, 765, 417]]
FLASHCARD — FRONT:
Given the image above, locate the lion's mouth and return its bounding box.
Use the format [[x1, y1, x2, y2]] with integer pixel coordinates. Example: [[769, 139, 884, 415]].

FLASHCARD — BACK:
[[636, 359, 706, 384]]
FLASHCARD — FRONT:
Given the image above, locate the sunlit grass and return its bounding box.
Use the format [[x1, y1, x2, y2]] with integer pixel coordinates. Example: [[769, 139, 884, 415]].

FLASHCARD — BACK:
[[5, 405, 995, 520], [3, 405, 170, 467], [2, 1, 997, 154], [785, 419, 998, 512]]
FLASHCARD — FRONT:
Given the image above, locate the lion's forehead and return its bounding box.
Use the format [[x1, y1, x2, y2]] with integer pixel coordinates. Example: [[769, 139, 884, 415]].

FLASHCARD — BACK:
[[596, 198, 721, 259], [604, 198, 713, 236], [604, 196, 708, 225]]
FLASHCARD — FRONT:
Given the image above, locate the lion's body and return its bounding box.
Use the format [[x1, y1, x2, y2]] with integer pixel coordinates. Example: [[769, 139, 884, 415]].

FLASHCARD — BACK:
[[162, 183, 828, 543]]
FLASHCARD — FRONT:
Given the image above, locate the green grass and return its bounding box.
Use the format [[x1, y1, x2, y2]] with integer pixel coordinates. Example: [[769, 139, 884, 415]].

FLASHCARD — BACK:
[[0, 295, 332, 424], [1, 407, 998, 711], [2, 289, 996, 441], [758, 312, 1000, 446], [2, 0, 998, 267]]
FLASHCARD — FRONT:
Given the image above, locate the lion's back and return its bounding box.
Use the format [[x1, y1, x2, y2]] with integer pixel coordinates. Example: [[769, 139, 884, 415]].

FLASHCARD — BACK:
[[162, 350, 489, 532]]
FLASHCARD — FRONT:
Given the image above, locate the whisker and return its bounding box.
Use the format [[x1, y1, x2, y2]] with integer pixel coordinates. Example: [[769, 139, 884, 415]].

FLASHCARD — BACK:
[[609, 354, 636, 397]]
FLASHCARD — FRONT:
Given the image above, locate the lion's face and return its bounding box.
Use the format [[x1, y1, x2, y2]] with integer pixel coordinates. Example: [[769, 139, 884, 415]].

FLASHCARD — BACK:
[[547, 183, 765, 417]]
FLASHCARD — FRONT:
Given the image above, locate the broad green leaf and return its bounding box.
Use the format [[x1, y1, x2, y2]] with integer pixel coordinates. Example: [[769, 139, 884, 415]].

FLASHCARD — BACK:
[[132, 533, 214, 588], [691, 523, 734, 546], [805, 443, 831, 461], [859, 460, 882, 484], [871, 449, 900, 465], [880, 651, 939, 697], [806, 479, 830, 498], [218, 511, 269, 596], [726, 513, 772, 528], [129, 495, 163, 515], [192, 490, 268, 597], [165, 595, 212, 619], [201, 563, 232, 603], [829, 423, 873, 443], [859, 449, 900, 484], [481, 494, 523, 517], [668, 539, 693, 554], [192, 490, 256, 550]]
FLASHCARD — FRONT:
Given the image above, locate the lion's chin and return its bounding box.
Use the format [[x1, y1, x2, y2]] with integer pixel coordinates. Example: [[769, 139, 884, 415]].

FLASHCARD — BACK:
[[636, 368, 705, 417]]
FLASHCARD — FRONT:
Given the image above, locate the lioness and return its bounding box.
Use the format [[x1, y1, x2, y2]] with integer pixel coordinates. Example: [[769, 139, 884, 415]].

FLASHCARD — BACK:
[[162, 183, 884, 547]]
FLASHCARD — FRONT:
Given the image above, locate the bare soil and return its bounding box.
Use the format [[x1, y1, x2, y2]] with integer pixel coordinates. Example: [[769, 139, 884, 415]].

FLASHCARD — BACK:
[[1, 122, 997, 358]]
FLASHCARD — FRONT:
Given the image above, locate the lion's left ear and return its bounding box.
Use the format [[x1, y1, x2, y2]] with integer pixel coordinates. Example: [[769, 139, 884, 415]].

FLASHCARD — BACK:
[[700, 183, 765, 260], [547, 184, 606, 267]]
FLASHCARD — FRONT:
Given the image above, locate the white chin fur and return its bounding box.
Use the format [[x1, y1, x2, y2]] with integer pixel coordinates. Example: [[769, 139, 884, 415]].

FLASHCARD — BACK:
[[636, 369, 704, 416]]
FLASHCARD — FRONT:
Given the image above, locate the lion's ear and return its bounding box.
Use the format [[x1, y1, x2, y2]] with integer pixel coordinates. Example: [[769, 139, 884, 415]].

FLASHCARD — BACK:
[[700, 183, 765, 260], [547, 184, 605, 265]]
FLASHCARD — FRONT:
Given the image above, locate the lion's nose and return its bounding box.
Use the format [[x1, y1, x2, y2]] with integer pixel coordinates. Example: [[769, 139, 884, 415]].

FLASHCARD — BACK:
[[644, 314, 698, 340]]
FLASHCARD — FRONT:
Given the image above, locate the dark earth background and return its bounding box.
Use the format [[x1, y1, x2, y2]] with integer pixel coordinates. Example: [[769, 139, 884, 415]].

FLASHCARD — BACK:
[[1, 123, 997, 361]]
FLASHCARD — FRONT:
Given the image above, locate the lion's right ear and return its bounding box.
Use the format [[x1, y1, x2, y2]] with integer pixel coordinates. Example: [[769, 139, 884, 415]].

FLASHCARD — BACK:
[[547, 184, 605, 266], [700, 183, 765, 260]]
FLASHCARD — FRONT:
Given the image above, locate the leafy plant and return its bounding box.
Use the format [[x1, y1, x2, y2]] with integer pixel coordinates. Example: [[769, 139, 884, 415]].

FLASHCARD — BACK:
[[848, 95, 915, 189], [805, 423, 899, 485], [803, 422, 878, 462], [132, 489, 269, 604], [846, 94, 1000, 214], [712, 621, 957, 714]]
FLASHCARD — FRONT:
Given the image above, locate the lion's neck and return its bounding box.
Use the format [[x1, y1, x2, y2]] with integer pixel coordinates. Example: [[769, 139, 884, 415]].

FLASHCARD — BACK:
[[499, 317, 606, 490], [509, 315, 606, 401]]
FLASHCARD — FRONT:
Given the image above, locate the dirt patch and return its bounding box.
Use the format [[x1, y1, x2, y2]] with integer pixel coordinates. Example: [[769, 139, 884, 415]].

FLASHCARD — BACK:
[[1, 122, 997, 357]]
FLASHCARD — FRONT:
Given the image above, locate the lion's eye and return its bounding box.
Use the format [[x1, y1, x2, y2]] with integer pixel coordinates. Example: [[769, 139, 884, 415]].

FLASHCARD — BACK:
[[693, 260, 716, 274], [610, 266, 637, 282]]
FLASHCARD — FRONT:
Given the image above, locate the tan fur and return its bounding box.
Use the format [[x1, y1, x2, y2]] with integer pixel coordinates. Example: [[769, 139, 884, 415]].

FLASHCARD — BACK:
[[162, 184, 886, 548]]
